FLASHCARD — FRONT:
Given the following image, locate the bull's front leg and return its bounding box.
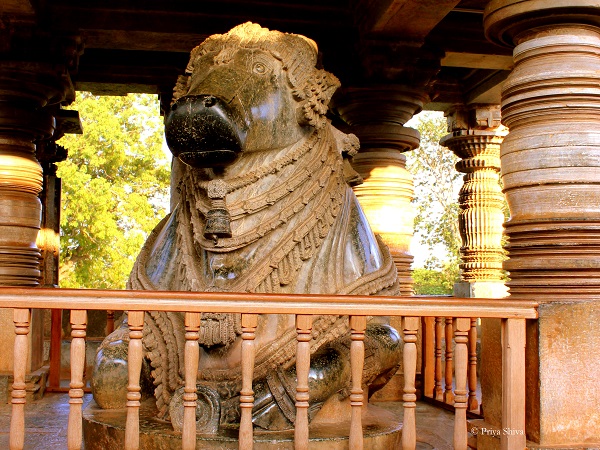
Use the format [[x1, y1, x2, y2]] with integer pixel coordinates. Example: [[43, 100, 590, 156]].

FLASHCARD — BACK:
[[91, 318, 154, 409]]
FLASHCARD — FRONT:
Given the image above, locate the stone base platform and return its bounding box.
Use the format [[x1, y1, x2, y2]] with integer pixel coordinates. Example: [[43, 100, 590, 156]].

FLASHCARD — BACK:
[[83, 399, 402, 449]]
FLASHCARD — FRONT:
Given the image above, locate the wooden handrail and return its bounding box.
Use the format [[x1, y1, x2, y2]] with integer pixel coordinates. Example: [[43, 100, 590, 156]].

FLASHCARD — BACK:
[[2, 287, 536, 450], [0, 287, 538, 319]]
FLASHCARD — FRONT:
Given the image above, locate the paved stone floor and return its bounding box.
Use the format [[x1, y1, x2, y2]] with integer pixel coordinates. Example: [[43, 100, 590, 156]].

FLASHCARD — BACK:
[[0, 394, 455, 449]]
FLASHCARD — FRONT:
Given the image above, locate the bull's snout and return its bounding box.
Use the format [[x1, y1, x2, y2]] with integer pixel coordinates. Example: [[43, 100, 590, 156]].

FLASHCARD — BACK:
[[165, 95, 247, 168]]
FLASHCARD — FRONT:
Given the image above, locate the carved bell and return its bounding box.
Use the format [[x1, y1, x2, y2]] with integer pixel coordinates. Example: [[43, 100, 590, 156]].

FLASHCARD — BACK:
[[204, 208, 232, 239]]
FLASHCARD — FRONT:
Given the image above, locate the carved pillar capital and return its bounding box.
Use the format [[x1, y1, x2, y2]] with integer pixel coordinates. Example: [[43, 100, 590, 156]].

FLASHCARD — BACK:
[[484, 0, 600, 48], [334, 84, 429, 127]]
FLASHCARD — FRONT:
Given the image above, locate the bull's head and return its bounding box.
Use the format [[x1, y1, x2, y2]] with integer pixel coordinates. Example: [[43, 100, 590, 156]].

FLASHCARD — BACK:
[[165, 22, 340, 168]]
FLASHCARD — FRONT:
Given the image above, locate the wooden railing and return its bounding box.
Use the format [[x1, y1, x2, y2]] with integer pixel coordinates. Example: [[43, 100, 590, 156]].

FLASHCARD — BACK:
[[421, 316, 481, 412], [0, 287, 537, 450]]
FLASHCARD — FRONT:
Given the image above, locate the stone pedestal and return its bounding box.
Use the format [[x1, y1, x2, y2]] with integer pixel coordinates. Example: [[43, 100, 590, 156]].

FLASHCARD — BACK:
[[83, 400, 402, 449], [485, 1, 600, 446]]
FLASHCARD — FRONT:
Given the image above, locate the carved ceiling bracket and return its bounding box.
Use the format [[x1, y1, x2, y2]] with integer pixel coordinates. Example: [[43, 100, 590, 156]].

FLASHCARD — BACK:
[[445, 104, 502, 134]]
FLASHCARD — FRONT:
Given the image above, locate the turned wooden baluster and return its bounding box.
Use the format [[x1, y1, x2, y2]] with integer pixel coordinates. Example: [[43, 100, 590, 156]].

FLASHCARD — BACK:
[[125, 311, 144, 450], [295, 314, 313, 450], [468, 318, 478, 412], [239, 313, 258, 449], [10, 308, 30, 450], [68, 310, 87, 450], [453, 318, 470, 450], [349, 315, 366, 450], [421, 317, 435, 398], [182, 312, 201, 450], [402, 317, 419, 450], [444, 318, 454, 404], [434, 317, 444, 401], [106, 310, 115, 335], [501, 318, 526, 450]]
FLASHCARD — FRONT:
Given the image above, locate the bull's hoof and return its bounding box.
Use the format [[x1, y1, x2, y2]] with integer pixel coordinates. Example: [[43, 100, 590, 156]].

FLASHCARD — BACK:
[[91, 341, 130, 409], [91, 325, 153, 409]]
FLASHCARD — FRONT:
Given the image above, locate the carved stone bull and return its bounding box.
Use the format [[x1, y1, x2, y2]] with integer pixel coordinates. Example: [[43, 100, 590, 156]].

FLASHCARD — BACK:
[[92, 22, 401, 433]]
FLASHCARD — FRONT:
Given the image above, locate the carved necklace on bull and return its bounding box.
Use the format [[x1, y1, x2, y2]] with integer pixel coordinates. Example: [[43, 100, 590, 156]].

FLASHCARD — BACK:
[[195, 128, 320, 244], [176, 124, 357, 293]]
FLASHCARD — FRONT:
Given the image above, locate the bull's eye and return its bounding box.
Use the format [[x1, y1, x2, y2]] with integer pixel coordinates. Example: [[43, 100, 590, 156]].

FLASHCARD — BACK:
[[253, 62, 267, 74]]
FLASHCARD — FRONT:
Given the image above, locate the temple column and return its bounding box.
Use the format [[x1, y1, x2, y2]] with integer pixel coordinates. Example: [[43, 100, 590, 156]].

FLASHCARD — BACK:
[[333, 85, 427, 402], [333, 85, 427, 296], [0, 28, 81, 400], [485, 1, 600, 445], [440, 105, 508, 436]]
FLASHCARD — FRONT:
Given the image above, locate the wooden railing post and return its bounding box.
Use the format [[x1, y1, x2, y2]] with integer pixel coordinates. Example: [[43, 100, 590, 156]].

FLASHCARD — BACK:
[[453, 317, 470, 450], [468, 318, 478, 412], [10, 308, 30, 450], [434, 316, 444, 401], [501, 318, 526, 450], [182, 312, 201, 450], [68, 310, 87, 450], [48, 309, 63, 390], [421, 317, 435, 398], [125, 311, 144, 450], [106, 310, 115, 335], [295, 314, 313, 450], [239, 313, 258, 450], [444, 317, 454, 404], [349, 315, 366, 450], [402, 317, 419, 450]]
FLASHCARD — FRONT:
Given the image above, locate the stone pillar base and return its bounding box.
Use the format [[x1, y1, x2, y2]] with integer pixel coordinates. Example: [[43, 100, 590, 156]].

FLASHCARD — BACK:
[[453, 281, 508, 299]]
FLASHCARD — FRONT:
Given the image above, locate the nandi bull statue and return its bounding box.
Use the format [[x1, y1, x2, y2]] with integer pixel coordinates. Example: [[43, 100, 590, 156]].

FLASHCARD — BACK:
[[92, 22, 401, 434]]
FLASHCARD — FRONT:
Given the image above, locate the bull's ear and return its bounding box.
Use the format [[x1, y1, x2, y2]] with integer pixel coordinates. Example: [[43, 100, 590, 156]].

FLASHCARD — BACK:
[[295, 70, 340, 129], [172, 75, 191, 104]]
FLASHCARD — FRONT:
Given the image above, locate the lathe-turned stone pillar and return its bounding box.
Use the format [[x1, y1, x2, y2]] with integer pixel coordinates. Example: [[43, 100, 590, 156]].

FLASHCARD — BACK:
[[333, 85, 426, 296], [441, 105, 508, 284], [0, 36, 78, 398], [485, 1, 600, 445]]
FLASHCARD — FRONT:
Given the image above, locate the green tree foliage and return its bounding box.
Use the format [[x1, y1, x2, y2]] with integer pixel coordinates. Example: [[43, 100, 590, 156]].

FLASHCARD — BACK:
[[412, 268, 455, 295], [407, 111, 462, 294], [57, 93, 170, 289]]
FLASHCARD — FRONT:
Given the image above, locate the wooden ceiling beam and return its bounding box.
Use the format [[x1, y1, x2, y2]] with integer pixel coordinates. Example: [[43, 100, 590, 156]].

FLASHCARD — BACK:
[[0, 0, 35, 15], [356, 0, 461, 39], [83, 30, 209, 53], [442, 52, 513, 70]]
